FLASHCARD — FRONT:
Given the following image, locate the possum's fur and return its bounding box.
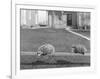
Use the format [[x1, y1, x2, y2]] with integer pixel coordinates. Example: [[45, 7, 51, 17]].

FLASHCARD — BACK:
[[72, 45, 87, 55], [37, 43, 55, 56]]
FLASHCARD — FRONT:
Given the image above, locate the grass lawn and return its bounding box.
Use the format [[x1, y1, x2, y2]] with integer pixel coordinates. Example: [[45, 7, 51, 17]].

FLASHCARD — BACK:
[[20, 28, 90, 53], [20, 28, 90, 69]]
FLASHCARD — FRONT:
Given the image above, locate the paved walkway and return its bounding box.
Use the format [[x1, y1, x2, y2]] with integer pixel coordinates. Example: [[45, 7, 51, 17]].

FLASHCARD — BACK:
[[65, 28, 90, 40], [21, 52, 90, 64], [21, 51, 90, 56]]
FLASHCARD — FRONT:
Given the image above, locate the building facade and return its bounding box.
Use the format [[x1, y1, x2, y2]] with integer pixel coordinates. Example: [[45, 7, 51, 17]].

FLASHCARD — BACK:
[[20, 9, 90, 30]]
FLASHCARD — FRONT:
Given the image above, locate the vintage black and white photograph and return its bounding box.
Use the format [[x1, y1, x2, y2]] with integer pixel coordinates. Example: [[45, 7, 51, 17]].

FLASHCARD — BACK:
[[20, 8, 90, 70]]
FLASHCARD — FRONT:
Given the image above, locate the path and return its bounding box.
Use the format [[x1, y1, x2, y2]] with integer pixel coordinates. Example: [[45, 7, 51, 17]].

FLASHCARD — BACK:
[[65, 28, 90, 40]]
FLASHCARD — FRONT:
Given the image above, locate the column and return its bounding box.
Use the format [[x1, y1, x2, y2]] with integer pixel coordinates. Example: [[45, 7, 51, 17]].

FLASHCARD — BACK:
[[20, 9, 26, 26]]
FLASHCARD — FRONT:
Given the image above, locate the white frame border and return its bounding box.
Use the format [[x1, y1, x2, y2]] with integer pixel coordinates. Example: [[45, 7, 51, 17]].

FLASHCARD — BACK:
[[11, 3, 96, 79]]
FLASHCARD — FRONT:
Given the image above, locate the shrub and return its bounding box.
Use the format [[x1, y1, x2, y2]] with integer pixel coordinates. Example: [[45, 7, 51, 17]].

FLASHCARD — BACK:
[[37, 43, 55, 56], [72, 44, 87, 55]]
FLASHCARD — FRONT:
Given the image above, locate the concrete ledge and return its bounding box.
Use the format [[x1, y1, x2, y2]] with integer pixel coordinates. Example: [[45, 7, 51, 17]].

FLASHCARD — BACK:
[[21, 52, 90, 64]]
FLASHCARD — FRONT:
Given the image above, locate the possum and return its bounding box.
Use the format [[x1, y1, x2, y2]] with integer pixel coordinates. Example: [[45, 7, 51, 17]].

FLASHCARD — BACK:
[[37, 43, 55, 56], [72, 45, 87, 55]]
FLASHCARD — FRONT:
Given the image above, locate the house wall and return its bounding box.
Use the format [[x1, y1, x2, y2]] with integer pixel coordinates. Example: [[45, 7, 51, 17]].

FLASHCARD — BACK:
[[37, 11, 48, 25], [62, 14, 67, 27], [20, 9, 38, 28], [64, 11, 77, 27], [20, 10, 26, 26], [72, 12, 77, 26], [77, 12, 90, 27], [48, 13, 53, 27], [64, 11, 90, 29], [20, 10, 90, 29], [31, 10, 37, 26], [48, 11, 66, 28], [26, 10, 31, 26]]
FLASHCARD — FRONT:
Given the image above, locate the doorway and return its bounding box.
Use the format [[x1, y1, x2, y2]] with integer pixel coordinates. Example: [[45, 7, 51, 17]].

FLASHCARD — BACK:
[[67, 14, 72, 26]]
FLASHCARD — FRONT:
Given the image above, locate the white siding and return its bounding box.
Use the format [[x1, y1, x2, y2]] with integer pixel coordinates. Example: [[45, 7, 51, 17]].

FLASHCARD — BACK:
[[38, 11, 48, 25], [20, 10, 26, 26], [77, 12, 90, 27]]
